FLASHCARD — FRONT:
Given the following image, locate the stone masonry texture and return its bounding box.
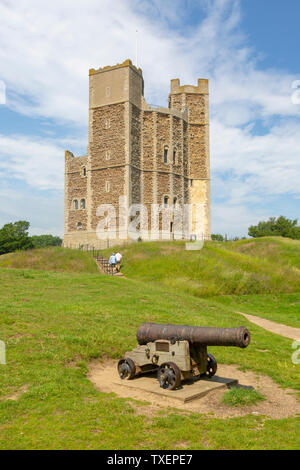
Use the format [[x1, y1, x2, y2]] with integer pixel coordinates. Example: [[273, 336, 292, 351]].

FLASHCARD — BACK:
[[63, 60, 211, 248]]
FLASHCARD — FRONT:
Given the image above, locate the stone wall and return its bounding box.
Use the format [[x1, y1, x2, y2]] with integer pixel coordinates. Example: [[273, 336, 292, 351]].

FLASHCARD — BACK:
[[89, 102, 126, 235], [65, 152, 88, 233], [63, 61, 211, 247]]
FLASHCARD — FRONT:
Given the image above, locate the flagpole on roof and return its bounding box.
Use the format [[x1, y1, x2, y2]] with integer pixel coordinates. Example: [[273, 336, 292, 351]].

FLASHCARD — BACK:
[[136, 29, 139, 68]]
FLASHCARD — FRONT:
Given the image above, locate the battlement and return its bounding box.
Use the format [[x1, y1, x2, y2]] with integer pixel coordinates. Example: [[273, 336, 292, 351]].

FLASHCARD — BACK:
[[170, 78, 209, 95], [89, 59, 143, 77], [65, 150, 87, 162], [89, 58, 144, 109]]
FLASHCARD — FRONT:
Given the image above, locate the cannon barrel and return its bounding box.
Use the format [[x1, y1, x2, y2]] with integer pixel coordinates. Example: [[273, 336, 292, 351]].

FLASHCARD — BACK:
[[137, 323, 250, 349]]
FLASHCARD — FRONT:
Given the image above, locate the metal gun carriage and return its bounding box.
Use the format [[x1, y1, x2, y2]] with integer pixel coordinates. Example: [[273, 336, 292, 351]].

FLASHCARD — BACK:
[[118, 322, 251, 390]]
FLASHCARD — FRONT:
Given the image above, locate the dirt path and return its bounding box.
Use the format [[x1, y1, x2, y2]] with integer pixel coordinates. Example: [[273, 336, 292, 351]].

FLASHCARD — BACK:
[[87, 360, 299, 419], [237, 312, 300, 340]]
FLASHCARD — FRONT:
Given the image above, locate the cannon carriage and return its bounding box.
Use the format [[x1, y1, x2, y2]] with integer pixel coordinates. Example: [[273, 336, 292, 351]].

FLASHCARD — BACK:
[[118, 322, 251, 390]]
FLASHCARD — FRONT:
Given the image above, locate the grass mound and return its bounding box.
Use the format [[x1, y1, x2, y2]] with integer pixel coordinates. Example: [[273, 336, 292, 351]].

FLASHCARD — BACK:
[[1, 237, 300, 297], [0, 247, 98, 274], [103, 237, 300, 297], [222, 388, 266, 407]]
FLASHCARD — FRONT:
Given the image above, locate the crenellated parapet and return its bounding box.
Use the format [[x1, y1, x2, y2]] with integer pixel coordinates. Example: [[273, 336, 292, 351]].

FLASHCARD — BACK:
[[170, 78, 209, 95], [89, 59, 142, 77]]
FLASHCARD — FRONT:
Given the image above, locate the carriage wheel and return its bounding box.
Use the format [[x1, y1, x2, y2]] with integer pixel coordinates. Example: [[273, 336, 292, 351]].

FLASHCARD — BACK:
[[118, 358, 136, 380], [157, 362, 181, 390], [206, 353, 217, 378]]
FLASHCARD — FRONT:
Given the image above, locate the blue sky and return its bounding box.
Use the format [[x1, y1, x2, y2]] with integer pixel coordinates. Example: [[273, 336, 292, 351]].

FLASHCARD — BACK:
[[0, 0, 299, 237]]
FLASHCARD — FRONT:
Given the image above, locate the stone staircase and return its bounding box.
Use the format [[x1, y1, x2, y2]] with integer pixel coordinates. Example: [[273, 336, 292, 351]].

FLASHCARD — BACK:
[[94, 254, 123, 276]]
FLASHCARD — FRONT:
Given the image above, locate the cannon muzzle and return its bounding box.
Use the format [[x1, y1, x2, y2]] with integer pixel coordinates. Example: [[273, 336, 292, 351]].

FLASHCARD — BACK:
[[137, 323, 250, 349]]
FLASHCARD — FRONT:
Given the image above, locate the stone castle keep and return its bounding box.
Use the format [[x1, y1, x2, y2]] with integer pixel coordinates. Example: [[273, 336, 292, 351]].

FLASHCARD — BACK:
[[63, 59, 211, 248]]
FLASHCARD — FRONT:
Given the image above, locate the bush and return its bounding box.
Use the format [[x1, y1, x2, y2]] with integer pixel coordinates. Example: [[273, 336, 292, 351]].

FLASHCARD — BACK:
[[211, 234, 224, 242], [31, 234, 62, 248]]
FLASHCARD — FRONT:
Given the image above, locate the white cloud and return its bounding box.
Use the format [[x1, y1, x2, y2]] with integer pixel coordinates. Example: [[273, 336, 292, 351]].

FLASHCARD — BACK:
[[211, 119, 300, 203], [0, 80, 6, 104], [0, 0, 299, 235], [0, 183, 63, 236], [0, 134, 65, 190], [0, 132, 87, 190], [1, 0, 297, 125], [211, 203, 271, 237]]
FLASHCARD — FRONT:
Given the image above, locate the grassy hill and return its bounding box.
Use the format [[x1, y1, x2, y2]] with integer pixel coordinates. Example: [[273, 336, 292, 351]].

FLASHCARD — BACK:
[[103, 237, 300, 297], [0, 237, 299, 449], [1, 237, 300, 297], [0, 246, 98, 274]]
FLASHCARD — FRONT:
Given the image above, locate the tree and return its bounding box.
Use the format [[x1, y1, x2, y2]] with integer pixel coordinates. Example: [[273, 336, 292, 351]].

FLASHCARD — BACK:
[[31, 234, 62, 248], [0, 221, 33, 255], [211, 234, 224, 242], [248, 216, 300, 240]]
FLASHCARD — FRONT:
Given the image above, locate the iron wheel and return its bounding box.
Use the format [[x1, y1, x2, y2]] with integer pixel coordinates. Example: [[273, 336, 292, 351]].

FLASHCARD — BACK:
[[206, 353, 217, 378], [118, 357, 136, 380], [157, 362, 181, 390]]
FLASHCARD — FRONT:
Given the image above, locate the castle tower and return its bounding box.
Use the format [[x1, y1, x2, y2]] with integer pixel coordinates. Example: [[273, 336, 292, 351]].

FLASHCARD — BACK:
[[63, 60, 210, 248], [88, 60, 144, 240], [169, 79, 211, 239]]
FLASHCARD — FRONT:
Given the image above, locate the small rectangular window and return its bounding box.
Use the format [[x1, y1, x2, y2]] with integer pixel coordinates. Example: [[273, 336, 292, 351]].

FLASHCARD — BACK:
[[163, 147, 168, 164], [105, 181, 110, 192], [173, 150, 176, 165]]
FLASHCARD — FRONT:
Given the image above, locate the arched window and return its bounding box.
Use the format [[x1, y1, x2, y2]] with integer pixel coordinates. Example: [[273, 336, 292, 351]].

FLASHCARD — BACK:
[[74, 199, 78, 210], [77, 222, 82, 230], [173, 197, 178, 207], [81, 166, 86, 177], [80, 199, 86, 210], [163, 196, 169, 208], [163, 146, 168, 164]]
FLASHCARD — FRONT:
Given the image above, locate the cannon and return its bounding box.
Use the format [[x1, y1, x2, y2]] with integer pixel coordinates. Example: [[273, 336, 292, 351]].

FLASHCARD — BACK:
[[118, 322, 250, 390]]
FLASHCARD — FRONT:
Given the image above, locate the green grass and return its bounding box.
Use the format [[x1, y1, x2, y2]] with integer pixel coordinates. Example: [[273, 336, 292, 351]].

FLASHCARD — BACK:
[[0, 238, 299, 449], [212, 293, 300, 328], [222, 388, 266, 407], [0, 247, 98, 274], [229, 237, 300, 270], [102, 237, 300, 297], [0, 265, 299, 450]]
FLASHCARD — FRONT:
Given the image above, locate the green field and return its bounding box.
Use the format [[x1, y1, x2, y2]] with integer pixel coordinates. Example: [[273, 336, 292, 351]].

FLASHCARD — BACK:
[[0, 238, 299, 449]]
